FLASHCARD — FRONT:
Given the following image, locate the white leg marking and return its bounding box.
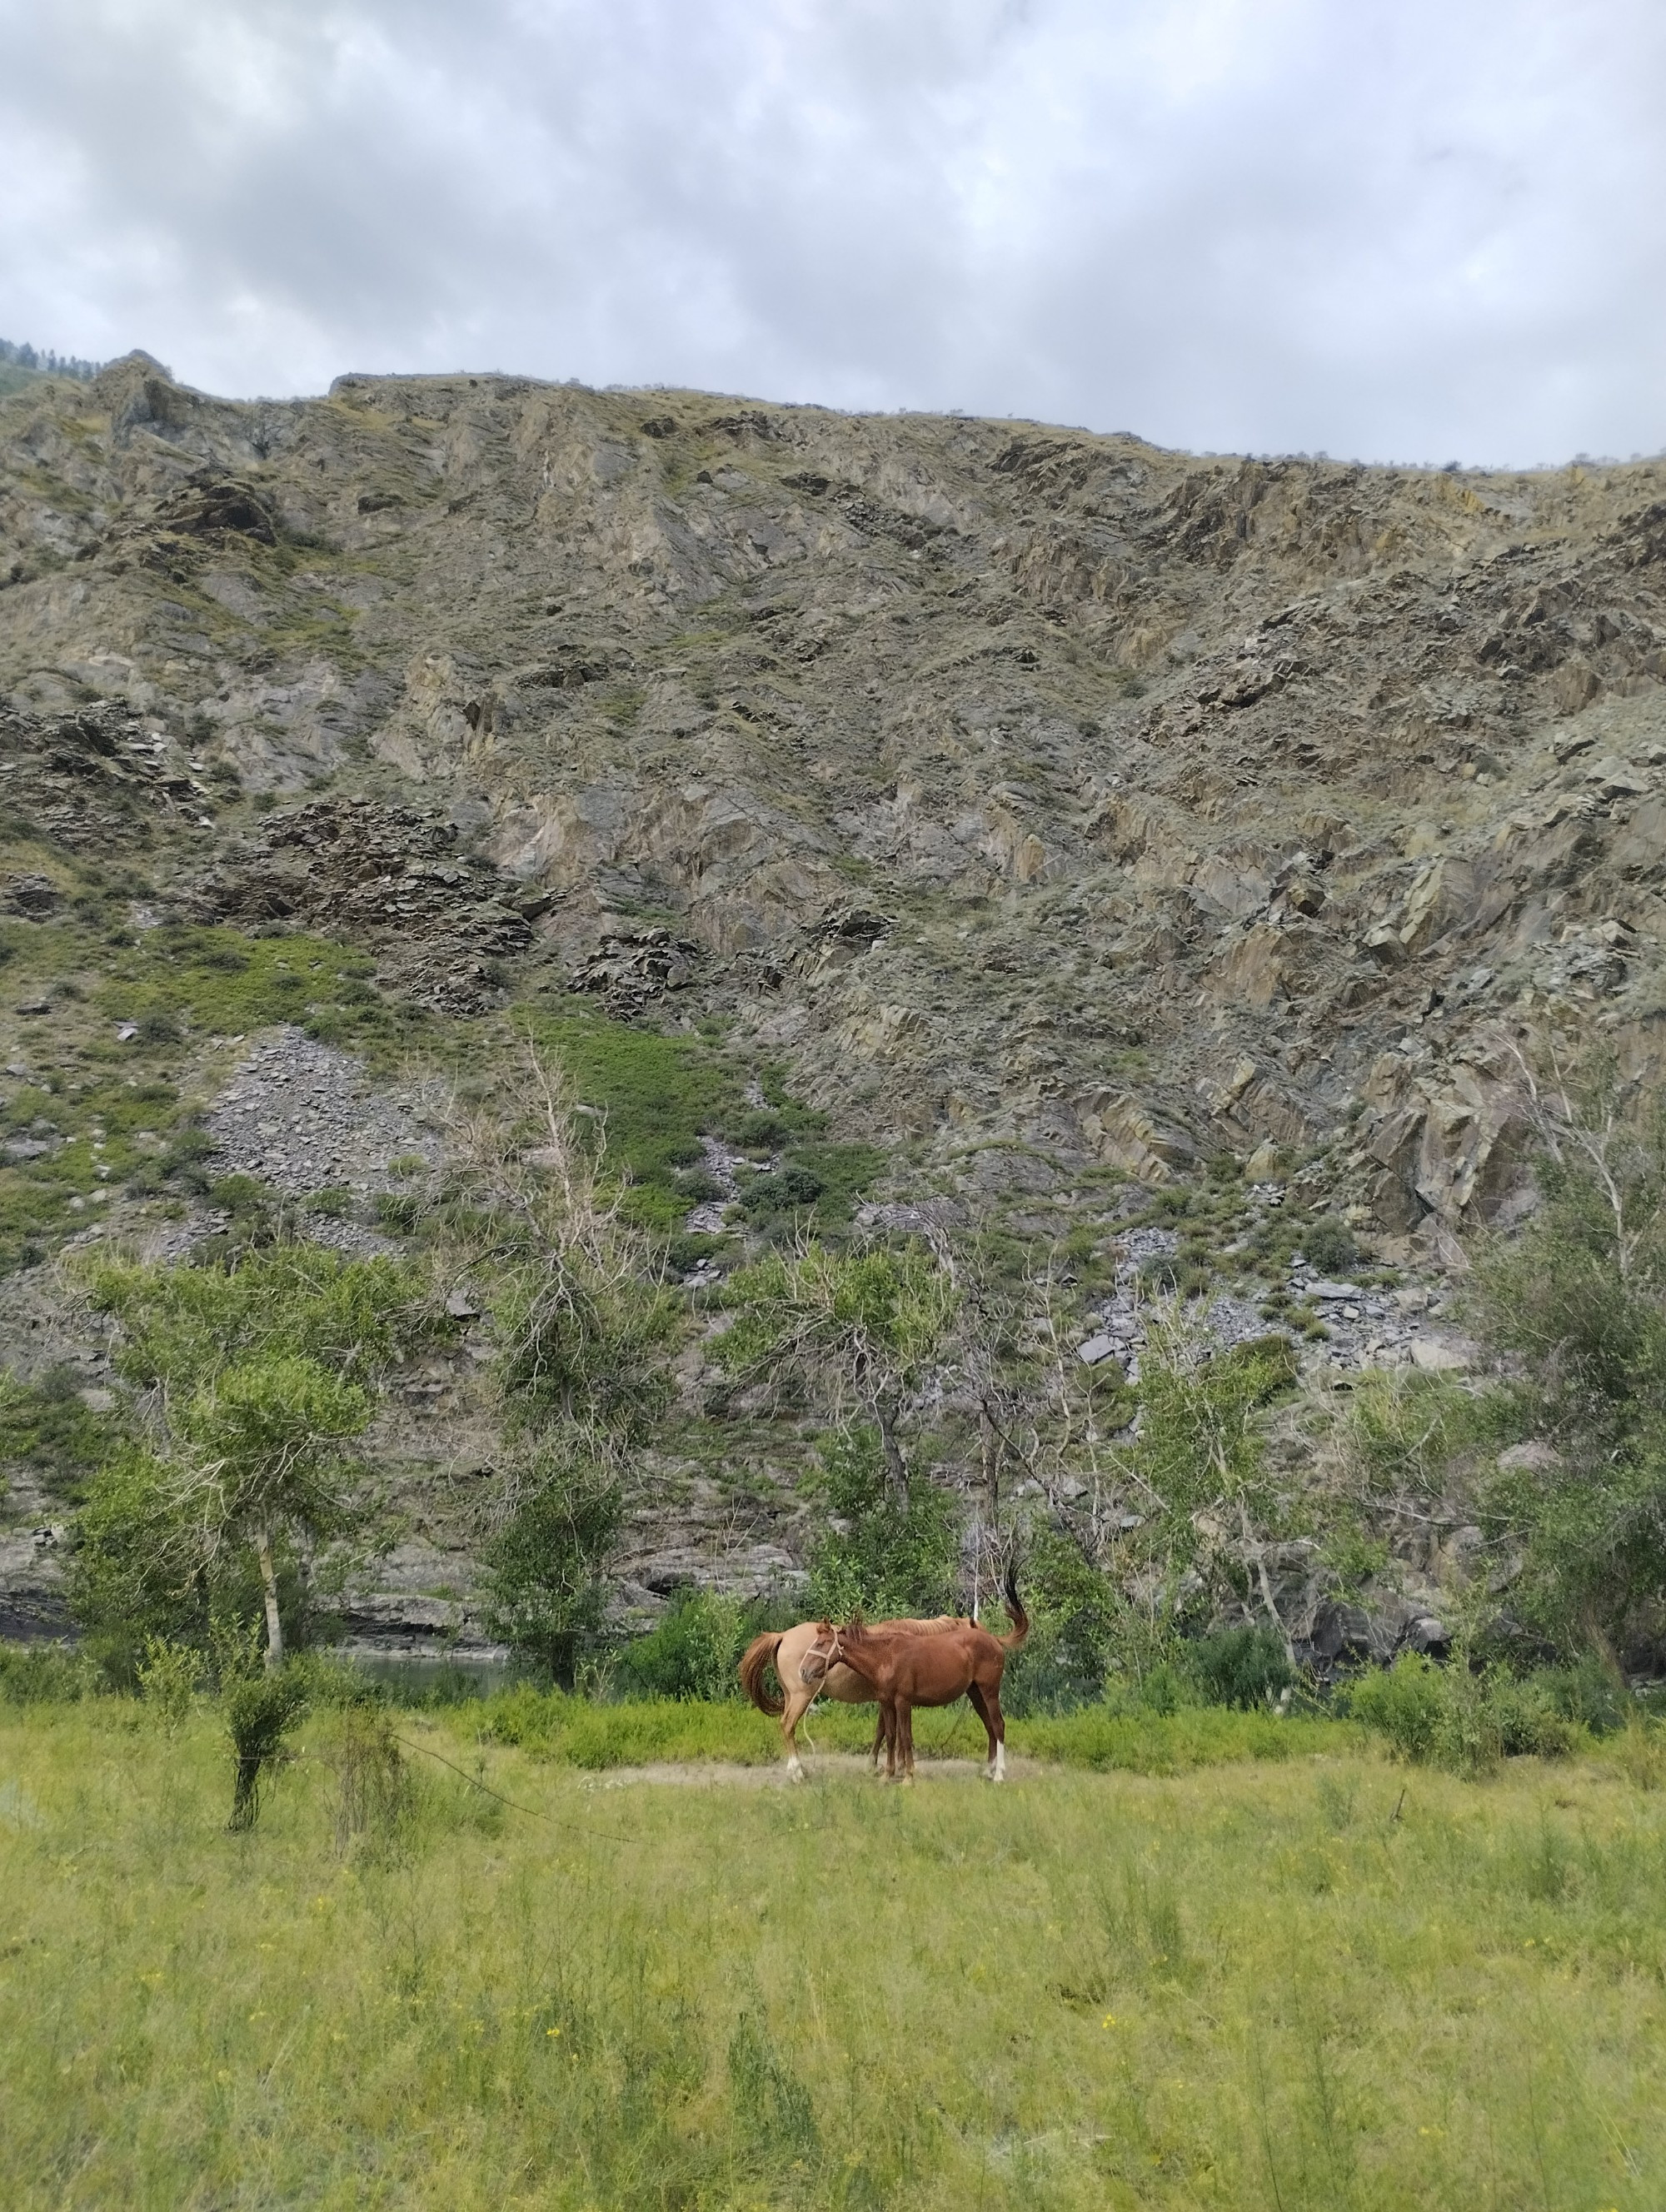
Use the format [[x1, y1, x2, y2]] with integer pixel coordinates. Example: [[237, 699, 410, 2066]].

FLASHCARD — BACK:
[[786, 1751, 804, 1781], [993, 1741, 1006, 1783]]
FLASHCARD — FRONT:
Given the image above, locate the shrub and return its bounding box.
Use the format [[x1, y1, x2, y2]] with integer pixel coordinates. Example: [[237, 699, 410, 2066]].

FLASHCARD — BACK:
[[1303, 1215, 1359, 1275], [1187, 1624, 1295, 1709], [135, 1635, 198, 1733], [324, 1706, 412, 1856], [224, 1666, 310, 1830], [1000, 1527, 1126, 1716], [1345, 1654, 1579, 1774], [1344, 1654, 1450, 1762], [1467, 1070, 1666, 1658], [615, 1588, 748, 1702], [1539, 1652, 1632, 1736], [0, 1641, 100, 1704], [1346, 1370, 1494, 1500]]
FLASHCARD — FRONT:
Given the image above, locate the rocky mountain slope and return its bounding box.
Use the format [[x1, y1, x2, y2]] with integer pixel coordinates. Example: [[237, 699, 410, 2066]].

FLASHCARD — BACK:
[[4, 352, 1665, 1648]]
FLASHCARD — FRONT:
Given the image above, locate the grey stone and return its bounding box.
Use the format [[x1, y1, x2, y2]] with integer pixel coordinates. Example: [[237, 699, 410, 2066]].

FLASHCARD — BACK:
[[1497, 1439, 1562, 1472], [1410, 1334, 1472, 1373]]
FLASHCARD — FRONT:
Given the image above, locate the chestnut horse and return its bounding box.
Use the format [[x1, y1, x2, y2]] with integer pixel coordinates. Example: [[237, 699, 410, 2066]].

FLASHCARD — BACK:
[[817, 1570, 1028, 1782], [738, 1616, 965, 1780]]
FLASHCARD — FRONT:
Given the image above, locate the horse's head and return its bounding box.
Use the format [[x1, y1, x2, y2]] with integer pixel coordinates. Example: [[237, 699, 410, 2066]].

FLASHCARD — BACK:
[[802, 1621, 845, 1686]]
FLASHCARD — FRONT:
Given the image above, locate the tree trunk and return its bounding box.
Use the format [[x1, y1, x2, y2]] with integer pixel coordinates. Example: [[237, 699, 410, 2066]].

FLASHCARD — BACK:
[[979, 1399, 1001, 1517], [257, 1526, 284, 1671], [876, 1402, 909, 1507]]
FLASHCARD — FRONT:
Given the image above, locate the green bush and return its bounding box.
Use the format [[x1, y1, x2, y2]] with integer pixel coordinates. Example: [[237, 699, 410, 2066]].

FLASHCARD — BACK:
[[999, 1527, 1126, 1716], [614, 1588, 749, 1702], [1341, 1656, 1449, 1761], [1468, 1076, 1666, 1659], [1344, 1654, 1579, 1774], [135, 1635, 199, 1732], [0, 1640, 101, 1704], [1540, 1652, 1633, 1736], [225, 1666, 311, 1830], [1187, 1624, 1295, 1710], [1303, 1215, 1359, 1275]]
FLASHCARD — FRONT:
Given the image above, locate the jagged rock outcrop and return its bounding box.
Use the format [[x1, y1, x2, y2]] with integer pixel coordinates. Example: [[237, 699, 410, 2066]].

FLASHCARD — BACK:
[[189, 797, 534, 1012], [3, 358, 1665, 1244]]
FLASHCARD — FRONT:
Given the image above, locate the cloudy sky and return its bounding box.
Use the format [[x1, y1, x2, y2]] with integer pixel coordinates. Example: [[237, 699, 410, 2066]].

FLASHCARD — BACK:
[[2, 0, 1662, 465]]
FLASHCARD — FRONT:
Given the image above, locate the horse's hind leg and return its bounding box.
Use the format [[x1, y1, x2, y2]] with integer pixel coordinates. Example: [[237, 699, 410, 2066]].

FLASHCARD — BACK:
[[781, 1685, 816, 1781], [982, 1681, 1008, 1782], [896, 1701, 916, 1783], [967, 1681, 1000, 1778]]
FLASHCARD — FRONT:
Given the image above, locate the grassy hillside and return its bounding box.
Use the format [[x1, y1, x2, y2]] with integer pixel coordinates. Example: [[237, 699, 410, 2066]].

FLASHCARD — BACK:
[[2, 1698, 1662, 2209]]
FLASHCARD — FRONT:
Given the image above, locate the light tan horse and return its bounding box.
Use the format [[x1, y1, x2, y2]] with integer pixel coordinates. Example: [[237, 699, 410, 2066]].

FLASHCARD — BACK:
[[738, 1616, 965, 1780]]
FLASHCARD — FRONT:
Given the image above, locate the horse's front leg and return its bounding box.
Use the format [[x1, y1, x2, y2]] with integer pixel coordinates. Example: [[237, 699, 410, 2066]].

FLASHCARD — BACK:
[[869, 1702, 886, 1775], [880, 1699, 900, 1781], [898, 1700, 916, 1783]]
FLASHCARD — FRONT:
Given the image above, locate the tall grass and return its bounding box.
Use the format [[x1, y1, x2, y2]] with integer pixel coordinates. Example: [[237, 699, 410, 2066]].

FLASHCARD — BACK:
[[468, 1682, 1355, 1775], [2, 1700, 1663, 2208]]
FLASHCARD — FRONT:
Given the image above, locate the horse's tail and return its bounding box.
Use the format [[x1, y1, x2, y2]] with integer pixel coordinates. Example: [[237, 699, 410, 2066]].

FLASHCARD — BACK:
[[738, 1632, 786, 1716], [998, 1567, 1030, 1652]]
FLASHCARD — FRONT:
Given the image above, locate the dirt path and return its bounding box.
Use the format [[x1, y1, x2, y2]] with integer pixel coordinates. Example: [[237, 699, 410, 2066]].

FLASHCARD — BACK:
[[581, 1755, 1035, 1788]]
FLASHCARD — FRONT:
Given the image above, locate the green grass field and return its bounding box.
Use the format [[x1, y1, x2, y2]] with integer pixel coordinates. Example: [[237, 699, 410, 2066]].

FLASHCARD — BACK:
[[3, 1698, 1664, 2209]]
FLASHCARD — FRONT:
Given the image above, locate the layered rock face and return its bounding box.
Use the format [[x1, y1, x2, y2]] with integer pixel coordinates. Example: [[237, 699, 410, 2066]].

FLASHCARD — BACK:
[[3, 353, 1666, 1248]]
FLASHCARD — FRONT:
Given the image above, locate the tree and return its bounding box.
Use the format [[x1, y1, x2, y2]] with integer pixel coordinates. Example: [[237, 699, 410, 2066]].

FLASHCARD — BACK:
[[168, 1353, 372, 1667], [441, 1045, 680, 1676], [713, 1238, 957, 1504], [444, 1043, 677, 1442], [1470, 1053, 1666, 1660], [474, 1441, 623, 1686], [1116, 1305, 1300, 1653], [804, 1424, 957, 1622], [75, 1245, 437, 1671]]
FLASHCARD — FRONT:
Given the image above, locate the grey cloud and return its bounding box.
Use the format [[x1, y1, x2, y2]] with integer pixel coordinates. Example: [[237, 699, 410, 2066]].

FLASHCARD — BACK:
[[0, 0, 1661, 463]]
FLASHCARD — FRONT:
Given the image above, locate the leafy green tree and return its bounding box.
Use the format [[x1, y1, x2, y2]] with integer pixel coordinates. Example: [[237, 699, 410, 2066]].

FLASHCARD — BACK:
[[804, 1424, 958, 1622], [85, 1244, 431, 1393], [1119, 1312, 1299, 1648], [443, 1044, 678, 1441], [169, 1353, 372, 1667], [714, 1239, 958, 1503], [67, 1444, 213, 1671], [475, 1442, 623, 1686], [73, 1247, 437, 1671], [1470, 1062, 1666, 1659]]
